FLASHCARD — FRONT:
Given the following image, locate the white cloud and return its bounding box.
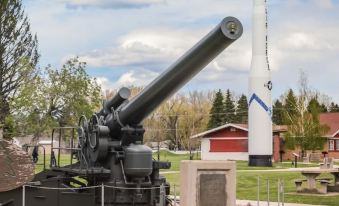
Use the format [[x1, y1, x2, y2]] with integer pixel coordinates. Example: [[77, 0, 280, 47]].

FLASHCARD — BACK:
[[96, 69, 158, 92], [80, 27, 251, 74], [79, 29, 197, 68], [63, 0, 165, 9], [23, 0, 339, 103], [312, 0, 334, 9]]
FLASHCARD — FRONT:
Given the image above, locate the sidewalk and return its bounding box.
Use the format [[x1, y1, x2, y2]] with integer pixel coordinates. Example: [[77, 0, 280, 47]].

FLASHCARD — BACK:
[[238, 165, 339, 172], [168, 196, 325, 206], [236, 200, 325, 206]]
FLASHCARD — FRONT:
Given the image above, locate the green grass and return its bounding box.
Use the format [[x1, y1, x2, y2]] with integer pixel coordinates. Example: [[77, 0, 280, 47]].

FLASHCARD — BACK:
[[153, 150, 319, 171], [152, 150, 200, 171], [35, 153, 76, 173], [164, 171, 339, 205], [237, 171, 339, 206], [34, 150, 339, 205]]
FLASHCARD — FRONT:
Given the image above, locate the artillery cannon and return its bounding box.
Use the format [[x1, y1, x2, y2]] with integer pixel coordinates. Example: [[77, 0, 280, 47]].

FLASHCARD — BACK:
[[0, 16, 242, 206]]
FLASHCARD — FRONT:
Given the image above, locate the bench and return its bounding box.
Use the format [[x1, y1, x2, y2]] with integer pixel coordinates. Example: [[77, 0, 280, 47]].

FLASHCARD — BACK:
[[294, 179, 307, 192], [318, 180, 331, 194], [316, 177, 332, 181], [320, 157, 334, 169]]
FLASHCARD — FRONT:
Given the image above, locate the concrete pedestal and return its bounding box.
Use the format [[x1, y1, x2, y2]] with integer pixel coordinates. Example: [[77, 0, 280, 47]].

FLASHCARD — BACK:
[[180, 160, 236, 206]]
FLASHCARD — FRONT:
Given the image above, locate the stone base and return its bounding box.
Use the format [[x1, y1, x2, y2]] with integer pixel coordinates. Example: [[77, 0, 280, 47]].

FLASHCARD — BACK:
[[248, 155, 272, 167], [180, 160, 236, 206]]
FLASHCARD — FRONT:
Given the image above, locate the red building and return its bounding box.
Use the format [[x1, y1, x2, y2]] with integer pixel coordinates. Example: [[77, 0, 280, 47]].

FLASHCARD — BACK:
[[191, 123, 287, 161], [192, 112, 339, 162], [320, 113, 339, 158]]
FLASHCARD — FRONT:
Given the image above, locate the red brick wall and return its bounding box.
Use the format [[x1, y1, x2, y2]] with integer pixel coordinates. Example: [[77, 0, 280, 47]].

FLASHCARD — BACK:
[[327, 138, 339, 158], [210, 139, 248, 152], [273, 135, 280, 162]]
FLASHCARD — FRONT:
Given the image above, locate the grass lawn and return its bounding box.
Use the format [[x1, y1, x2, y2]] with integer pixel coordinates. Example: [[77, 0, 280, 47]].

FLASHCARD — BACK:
[[153, 150, 319, 171], [34, 150, 339, 205], [35, 153, 76, 173], [155, 151, 339, 205]]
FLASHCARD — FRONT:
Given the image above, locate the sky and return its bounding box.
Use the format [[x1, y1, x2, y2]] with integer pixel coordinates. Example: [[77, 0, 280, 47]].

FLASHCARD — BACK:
[[22, 0, 339, 103]]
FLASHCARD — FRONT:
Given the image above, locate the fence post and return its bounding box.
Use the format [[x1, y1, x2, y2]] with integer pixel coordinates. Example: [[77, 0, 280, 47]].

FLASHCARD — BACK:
[[174, 184, 177, 206], [160, 184, 165, 206], [257, 176, 260, 206], [267, 179, 270, 206], [22, 185, 25, 206], [281, 180, 285, 206], [277, 179, 280, 206], [101, 183, 104, 206]]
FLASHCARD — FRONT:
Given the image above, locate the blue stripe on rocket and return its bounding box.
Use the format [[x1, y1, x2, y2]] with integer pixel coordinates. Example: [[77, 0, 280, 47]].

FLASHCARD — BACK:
[[249, 93, 272, 118]]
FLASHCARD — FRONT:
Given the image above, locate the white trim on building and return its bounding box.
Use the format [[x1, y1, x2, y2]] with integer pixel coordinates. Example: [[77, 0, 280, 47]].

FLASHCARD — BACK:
[[201, 138, 248, 160]]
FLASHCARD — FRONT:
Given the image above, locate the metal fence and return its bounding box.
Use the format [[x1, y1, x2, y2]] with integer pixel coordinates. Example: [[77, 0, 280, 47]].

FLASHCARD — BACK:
[[22, 184, 168, 206], [21, 176, 286, 206]]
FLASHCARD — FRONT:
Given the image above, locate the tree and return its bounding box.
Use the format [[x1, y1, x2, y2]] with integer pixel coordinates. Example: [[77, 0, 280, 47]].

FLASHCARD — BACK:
[[284, 71, 329, 156], [307, 97, 327, 113], [47, 58, 101, 127], [272, 99, 284, 125], [329, 102, 339, 112], [157, 95, 183, 149], [11, 74, 56, 139], [284, 99, 328, 154], [12, 58, 101, 140], [0, 0, 39, 137], [283, 89, 297, 123], [223, 89, 236, 123], [207, 90, 225, 129], [235, 94, 248, 124]]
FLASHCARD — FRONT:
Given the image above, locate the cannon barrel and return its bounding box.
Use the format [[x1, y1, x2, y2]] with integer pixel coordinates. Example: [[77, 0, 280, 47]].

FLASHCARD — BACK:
[[99, 87, 131, 116], [109, 16, 243, 132], [106, 87, 131, 110]]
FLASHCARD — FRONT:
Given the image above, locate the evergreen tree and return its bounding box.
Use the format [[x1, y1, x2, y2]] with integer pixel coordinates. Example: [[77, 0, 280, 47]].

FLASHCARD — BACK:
[[207, 90, 225, 129], [307, 97, 327, 113], [235, 94, 248, 124], [272, 100, 284, 125], [329, 102, 339, 112], [283, 89, 297, 124], [223, 89, 236, 123], [0, 0, 39, 138]]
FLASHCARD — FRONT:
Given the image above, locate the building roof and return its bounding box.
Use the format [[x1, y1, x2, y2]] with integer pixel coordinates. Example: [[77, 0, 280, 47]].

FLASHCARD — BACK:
[[0, 140, 34, 192], [191, 123, 287, 139], [319, 112, 339, 137]]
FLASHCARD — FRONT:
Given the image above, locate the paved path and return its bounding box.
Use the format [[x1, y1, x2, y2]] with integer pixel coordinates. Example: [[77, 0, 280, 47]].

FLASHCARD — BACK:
[[238, 165, 339, 172], [236, 200, 325, 206], [169, 198, 325, 206], [161, 165, 339, 174]]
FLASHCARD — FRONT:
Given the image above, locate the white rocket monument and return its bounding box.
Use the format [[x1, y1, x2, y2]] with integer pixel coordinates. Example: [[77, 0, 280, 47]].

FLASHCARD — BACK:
[[248, 0, 273, 166]]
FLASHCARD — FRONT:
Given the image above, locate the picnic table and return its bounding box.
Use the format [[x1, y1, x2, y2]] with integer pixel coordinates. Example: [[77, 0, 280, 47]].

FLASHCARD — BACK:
[[297, 168, 339, 193]]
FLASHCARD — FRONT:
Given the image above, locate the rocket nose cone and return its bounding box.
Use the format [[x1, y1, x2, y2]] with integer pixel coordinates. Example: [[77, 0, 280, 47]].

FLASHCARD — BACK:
[[220, 17, 243, 40]]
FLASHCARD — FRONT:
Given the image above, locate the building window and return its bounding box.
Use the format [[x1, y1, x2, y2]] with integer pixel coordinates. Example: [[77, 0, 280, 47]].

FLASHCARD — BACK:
[[336, 140, 339, 151], [329, 140, 334, 151], [230, 128, 236, 132]]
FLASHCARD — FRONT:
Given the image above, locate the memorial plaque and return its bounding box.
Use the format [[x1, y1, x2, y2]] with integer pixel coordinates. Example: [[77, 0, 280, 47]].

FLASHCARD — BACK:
[[199, 174, 226, 206]]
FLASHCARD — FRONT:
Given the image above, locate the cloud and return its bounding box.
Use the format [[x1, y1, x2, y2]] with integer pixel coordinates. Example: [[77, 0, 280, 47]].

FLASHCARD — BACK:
[[96, 69, 158, 91], [79, 29, 195, 69], [312, 0, 334, 9], [80, 27, 250, 75], [23, 0, 339, 103], [64, 0, 165, 9]]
